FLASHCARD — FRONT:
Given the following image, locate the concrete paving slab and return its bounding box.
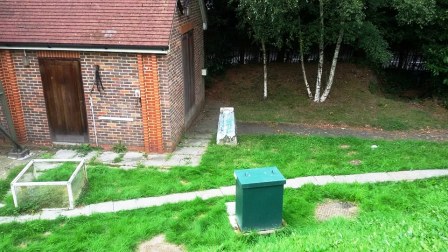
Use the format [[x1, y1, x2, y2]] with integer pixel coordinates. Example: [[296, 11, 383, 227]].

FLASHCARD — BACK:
[[0, 216, 16, 224], [143, 155, 169, 167], [53, 149, 78, 159], [313, 175, 336, 185], [83, 151, 98, 162], [146, 154, 168, 160], [220, 186, 236, 196], [188, 155, 202, 166], [195, 189, 223, 200], [40, 209, 63, 220], [15, 214, 41, 223], [113, 199, 138, 212], [89, 202, 115, 214], [183, 133, 213, 139], [33, 162, 59, 171], [143, 160, 168, 167], [98, 152, 119, 163], [285, 176, 316, 189], [334, 175, 360, 183], [119, 159, 140, 167], [119, 165, 138, 170], [226, 202, 242, 233], [351, 172, 390, 183], [411, 169, 448, 179], [172, 147, 206, 156], [163, 155, 192, 167], [60, 206, 91, 217], [387, 171, 420, 181], [135, 197, 160, 208], [179, 138, 210, 147], [157, 192, 198, 205], [123, 152, 144, 161], [225, 201, 236, 216]]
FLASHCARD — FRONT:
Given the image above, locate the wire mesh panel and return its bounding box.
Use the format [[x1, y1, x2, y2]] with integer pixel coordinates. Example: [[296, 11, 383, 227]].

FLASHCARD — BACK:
[[14, 184, 69, 209], [69, 163, 87, 204], [11, 159, 87, 210]]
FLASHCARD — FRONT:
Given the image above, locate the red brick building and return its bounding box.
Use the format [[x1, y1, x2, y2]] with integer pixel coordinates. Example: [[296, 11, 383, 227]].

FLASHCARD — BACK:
[[0, 0, 208, 153]]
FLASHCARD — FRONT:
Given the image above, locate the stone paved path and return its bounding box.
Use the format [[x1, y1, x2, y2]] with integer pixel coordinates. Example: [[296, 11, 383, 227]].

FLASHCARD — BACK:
[[1, 169, 447, 225], [49, 133, 211, 169]]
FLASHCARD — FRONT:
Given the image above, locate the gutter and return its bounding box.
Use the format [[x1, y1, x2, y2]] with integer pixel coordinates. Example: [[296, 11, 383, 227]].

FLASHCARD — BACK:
[[198, 0, 208, 30], [0, 45, 169, 55]]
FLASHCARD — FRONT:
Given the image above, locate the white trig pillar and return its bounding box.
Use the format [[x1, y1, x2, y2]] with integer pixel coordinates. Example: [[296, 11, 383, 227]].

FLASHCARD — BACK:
[[217, 107, 237, 145]]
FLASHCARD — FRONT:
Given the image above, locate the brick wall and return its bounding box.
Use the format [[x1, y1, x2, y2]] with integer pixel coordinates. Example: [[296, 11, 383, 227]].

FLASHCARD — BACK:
[[7, 50, 145, 150], [0, 50, 28, 144], [79, 52, 144, 150], [158, 0, 205, 151], [0, 0, 205, 152], [0, 104, 9, 140], [138, 54, 164, 153], [10, 51, 51, 145]]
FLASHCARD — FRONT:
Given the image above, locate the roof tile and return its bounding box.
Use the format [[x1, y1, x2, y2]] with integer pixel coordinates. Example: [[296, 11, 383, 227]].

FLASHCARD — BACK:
[[0, 0, 177, 48]]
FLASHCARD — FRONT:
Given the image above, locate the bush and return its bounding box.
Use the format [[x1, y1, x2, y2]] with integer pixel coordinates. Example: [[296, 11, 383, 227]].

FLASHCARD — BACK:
[[112, 141, 127, 153], [74, 144, 102, 156]]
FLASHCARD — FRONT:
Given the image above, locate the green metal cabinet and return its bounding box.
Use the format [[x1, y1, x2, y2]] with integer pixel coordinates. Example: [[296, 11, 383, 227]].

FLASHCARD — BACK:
[[234, 167, 286, 232]]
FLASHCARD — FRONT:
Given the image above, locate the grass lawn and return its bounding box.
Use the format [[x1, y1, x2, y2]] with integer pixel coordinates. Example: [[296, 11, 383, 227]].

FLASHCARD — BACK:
[[1, 135, 447, 215], [0, 178, 447, 251], [34, 162, 78, 182], [208, 63, 448, 130], [79, 135, 448, 205]]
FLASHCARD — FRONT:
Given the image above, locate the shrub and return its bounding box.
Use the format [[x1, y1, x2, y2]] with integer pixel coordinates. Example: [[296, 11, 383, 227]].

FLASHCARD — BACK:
[[112, 141, 127, 153]]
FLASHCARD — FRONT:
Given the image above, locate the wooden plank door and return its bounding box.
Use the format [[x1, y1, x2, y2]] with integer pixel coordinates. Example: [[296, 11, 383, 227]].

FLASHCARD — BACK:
[[39, 59, 88, 143], [182, 31, 195, 119]]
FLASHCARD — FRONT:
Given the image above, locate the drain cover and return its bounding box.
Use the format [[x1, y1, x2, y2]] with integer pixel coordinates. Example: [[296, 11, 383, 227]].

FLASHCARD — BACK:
[[315, 199, 358, 221]]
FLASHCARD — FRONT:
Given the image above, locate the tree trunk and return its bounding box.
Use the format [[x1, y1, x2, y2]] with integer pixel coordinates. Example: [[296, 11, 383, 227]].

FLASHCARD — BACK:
[[262, 40, 268, 99], [299, 18, 313, 99], [314, 0, 324, 102], [239, 47, 245, 64], [320, 28, 344, 102]]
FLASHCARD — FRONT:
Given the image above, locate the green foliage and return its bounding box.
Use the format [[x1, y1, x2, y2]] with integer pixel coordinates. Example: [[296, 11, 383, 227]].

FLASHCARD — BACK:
[[1, 178, 447, 251], [358, 22, 392, 64], [39, 152, 53, 159], [0, 163, 79, 214], [34, 162, 77, 182], [425, 45, 448, 86], [214, 64, 448, 129], [0, 166, 23, 201], [112, 141, 127, 153], [73, 144, 102, 157], [392, 0, 437, 26], [372, 116, 410, 130], [30, 135, 448, 205], [233, 0, 288, 47], [368, 80, 381, 94], [204, 0, 249, 76], [13, 186, 69, 213], [113, 154, 124, 163]]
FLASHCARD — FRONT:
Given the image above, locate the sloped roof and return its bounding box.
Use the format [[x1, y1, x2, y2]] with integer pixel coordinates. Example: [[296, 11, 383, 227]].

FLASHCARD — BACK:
[[0, 0, 178, 49]]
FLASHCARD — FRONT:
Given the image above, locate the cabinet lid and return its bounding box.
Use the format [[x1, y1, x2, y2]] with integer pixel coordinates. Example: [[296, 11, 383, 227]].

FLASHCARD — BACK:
[[234, 167, 286, 188]]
